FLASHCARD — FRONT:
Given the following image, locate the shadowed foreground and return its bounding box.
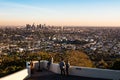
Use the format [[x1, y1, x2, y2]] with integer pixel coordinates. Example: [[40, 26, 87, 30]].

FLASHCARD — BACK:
[[25, 70, 110, 80]]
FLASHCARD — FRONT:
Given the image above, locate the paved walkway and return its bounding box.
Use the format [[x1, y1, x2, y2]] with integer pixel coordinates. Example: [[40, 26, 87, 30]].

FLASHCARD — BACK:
[[26, 70, 110, 80]]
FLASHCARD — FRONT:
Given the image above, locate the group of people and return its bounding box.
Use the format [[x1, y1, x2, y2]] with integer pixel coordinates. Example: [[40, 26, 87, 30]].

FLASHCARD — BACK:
[[47, 57, 70, 76], [30, 57, 70, 76], [59, 59, 70, 76]]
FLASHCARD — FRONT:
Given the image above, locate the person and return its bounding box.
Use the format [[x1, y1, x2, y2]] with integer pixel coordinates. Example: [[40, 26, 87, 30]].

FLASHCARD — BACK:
[[47, 58, 51, 70], [59, 58, 65, 76], [30, 60, 34, 74], [65, 60, 70, 76]]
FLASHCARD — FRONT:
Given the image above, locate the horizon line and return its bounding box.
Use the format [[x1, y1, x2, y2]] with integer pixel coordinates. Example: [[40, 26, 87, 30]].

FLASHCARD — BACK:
[[0, 24, 120, 27]]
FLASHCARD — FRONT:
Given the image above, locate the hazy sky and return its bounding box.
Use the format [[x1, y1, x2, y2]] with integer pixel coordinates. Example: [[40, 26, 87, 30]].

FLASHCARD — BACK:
[[0, 0, 120, 26]]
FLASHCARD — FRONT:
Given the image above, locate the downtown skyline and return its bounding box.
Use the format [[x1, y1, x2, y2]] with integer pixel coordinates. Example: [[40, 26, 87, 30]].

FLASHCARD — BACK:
[[0, 0, 120, 26]]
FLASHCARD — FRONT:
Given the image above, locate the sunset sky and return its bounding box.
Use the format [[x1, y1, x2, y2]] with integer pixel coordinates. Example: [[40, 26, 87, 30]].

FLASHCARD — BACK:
[[0, 0, 120, 26]]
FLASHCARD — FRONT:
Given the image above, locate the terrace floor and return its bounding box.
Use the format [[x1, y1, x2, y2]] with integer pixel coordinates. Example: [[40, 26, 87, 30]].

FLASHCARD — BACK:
[[25, 69, 111, 80]]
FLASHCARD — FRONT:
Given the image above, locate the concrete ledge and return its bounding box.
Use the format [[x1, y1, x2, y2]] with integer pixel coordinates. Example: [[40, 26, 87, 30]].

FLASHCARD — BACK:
[[4, 61, 119, 80], [41, 61, 120, 80], [70, 66, 120, 80], [0, 69, 28, 80]]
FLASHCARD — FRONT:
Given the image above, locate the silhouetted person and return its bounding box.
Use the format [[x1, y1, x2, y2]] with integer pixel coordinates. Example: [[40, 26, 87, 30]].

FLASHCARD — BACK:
[[47, 56, 53, 70], [59, 59, 65, 76], [30, 60, 34, 74], [47, 58, 52, 70], [65, 60, 70, 76]]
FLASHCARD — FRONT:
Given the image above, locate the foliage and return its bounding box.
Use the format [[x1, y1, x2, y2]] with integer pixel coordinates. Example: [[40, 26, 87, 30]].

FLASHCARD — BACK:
[[96, 59, 108, 69], [110, 59, 120, 70], [52, 50, 94, 67], [0, 50, 119, 78], [66, 50, 94, 67], [0, 55, 26, 78], [25, 51, 51, 61]]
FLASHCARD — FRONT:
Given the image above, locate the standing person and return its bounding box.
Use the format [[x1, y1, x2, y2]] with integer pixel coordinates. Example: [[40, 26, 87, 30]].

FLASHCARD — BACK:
[[65, 60, 70, 76], [30, 60, 34, 74], [47, 58, 51, 70], [59, 58, 65, 76], [47, 56, 53, 70]]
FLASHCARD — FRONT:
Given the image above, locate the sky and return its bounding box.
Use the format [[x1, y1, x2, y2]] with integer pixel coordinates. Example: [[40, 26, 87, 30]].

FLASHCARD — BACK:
[[0, 0, 120, 26]]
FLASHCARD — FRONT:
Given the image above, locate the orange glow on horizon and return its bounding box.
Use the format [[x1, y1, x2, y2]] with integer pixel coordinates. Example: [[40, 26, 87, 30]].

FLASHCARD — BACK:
[[0, 20, 120, 27]]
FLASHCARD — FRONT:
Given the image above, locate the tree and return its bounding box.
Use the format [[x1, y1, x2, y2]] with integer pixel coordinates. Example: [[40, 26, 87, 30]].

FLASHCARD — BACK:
[[52, 50, 94, 67], [96, 59, 108, 69], [111, 59, 120, 70], [66, 50, 94, 67], [0, 55, 26, 78]]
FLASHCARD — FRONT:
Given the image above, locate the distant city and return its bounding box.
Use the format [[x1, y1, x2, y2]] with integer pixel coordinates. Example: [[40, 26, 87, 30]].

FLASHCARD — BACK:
[[0, 24, 120, 77], [0, 24, 120, 55]]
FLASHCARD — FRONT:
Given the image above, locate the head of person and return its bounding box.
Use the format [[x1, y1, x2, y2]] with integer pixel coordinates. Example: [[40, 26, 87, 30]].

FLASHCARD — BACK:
[[61, 58, 64, 61]]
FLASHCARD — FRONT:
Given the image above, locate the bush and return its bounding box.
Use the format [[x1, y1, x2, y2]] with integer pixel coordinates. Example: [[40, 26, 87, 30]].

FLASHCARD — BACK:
[[111, 59, 120, 70]]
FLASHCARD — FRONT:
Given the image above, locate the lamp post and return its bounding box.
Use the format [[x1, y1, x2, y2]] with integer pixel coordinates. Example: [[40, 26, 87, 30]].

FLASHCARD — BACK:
[[37, 56, 41, 71]]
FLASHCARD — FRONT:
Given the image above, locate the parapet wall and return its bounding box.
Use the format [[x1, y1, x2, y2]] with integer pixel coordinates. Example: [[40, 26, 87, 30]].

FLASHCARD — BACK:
[[1, 61, 120, 80], [42, 61, 120, 80], [0, 69, 28, 80]]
